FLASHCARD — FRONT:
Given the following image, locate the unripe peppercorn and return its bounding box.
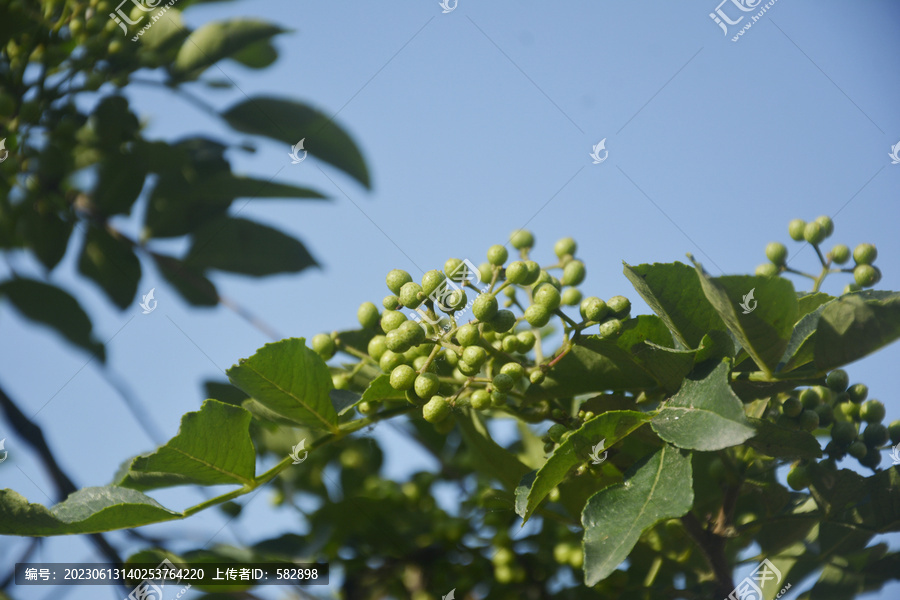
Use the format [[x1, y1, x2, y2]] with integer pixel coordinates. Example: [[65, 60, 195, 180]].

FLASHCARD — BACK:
[[505, 261, 528, 284], [462, 346, 487, 368], [381, 310, 407, 332], [863, 423, 889, 446], [510, 229, 535, 250], [478, 262, 493, 284], [487, 245, 508, 266], [470, 389, 491, 410], [533, 284, 561, 310], [830, 244, 850, 264], [358, 302, 379, 329], [501, 335, 519, 353], [831, 421, 857, 445], [423, 396, 451, 423], [788, 219, 806, 241], [847, 383, 868, 403], [399, 282, 425, 309], [386, 269, 413, 294], [457, 359, 480, 377], [529, 370, 545, 384], [804, 222, 825, 245], [580, 297, 609, 322], [383, 295, 401, 310], [848, 441, 867, 459], [561, 287, 582, 306], [787, 464, 811, 491], [492, 373, 514, 392], [562, 260, 586, 286], [521, 261, 541, 286], [756, 263, 780, 277], [456, 324, 480, 347], [473, 293, 499, 321], [444, 258, 463, 278], [799, 409, 820, 432], [379, 350, 405, 373], [490, 390, 508, 406], [887, 419, 900, 445], [853, 243, 877, 265], [524, 304, 551, 327], [421, 269, 446, 296], [398, 320, 426, 346], [860, 399, 885, 423], [607, 295, 631, 318], [598, 319, 622, 338], [815, 215, 834, 237], [548, 424, 567, 443], [854, 264, 878, 288], [781, 396, 802, 418], [367, 335, 388, 360], [500, 362, 525, 381], [489, 309, 516, 333], [414, 373, 440, 399], [517, 331, 536, 351], [765, 242, 788, 266], [554, 237, 577, 258], [390, 365, 417, 390], [311, 333, 335, 360], [826, 369, 849, 392]]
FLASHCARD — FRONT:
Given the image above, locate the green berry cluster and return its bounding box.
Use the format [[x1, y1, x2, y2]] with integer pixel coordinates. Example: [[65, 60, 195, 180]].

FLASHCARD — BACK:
[[316, 230, 633, 433], [757, 217, 883, 294], [781, 369, 898, 491]]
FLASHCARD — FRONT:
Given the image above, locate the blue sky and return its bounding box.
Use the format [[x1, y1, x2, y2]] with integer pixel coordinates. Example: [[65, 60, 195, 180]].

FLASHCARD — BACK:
[[2, 0, 900, 598]]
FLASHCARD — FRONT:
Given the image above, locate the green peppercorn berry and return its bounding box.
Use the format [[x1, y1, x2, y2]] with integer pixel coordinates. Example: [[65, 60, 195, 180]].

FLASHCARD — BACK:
[[755, 263, 780, 277], [379, 350, 405, 373], [412, 356, 432, 372], [398, 320, 426, 346], [358, 401, 377, 415], [521, 260, 542, 286], [456, 323, 480, 346], [847, 383, 868, 403], [788, 219, 807, 241], [414, 373, 440, 399], [357, 301, 379, 329], [529, 370, 545, 384], [399, 282, 425, 309], [543, 441, 555, 453], [386, 269, 413, 294], [524, 303, 551, 327], [843, 283, 861, 295], [815, 403, 834, 427], [799, 409, 819, 432], [853, 243, 877, 265], [381, 310, 407, 332], [383, 295, 401, 310], [799, 388, 820, 409], [548, 424, 567, 443], [517, 331, 536, 352], [854, 264, 878, 288], [580, 297, 608, 322], [815, 215, 834, 237], [804, 222, 825, 245], [490, 390, 508, 406], [368, 335, 388, 360], [438, 257, 460, 277], [470, 389, 491, 410], [332, 373, 350, 389], [489, 309, 516, 333], [500, 362, 525, 381], [607, 295, 631, 318], [311, 333, 335, 360], [831, 421, 857, 445], [444, 289, 468, 311], [561, 260, 586, 286], [473, 293, 499, 321], [860, 399, 886, 423], [533, 284, 561, 310], [501, 335, 519, 353], [787, 464, 811, 491], [781, 396, 803, 417], [887, 420, 900, 445], [848, 441, 867, 459], [765, 242, 788, 266], [830, 244, 851, 264], [859, 450, 882, 469], [423, 395, 451, 423], [510, 229, 535, 250], [533, 270, 554, 289], [385, 329, 411, 353], [863, 422, 889, 446], [462, 346, 487, 368], [561, 287, 582, 306], [597, 318, 622, 338], [487, 244, 509, 266], [838, 400, 860, 421], [457, 359, 480, 376], [554, 237, 577, 258], [505, 261, 528, 284], [826, 369, 849, 392], [492, 373, 514, 393], [390, 364, 417, 390], [421, 269, 446, 296]]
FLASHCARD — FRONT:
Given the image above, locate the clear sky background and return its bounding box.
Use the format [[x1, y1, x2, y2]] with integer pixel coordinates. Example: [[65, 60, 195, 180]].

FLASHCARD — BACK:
[[2, 0, 900, 598]]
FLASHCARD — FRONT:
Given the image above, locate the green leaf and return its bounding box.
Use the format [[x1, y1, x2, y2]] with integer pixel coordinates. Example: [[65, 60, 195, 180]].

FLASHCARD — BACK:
[[151, 253, 219, 307], [200, 173, 327, 201], [77, 226, 141, 309], [222, 97, 370, 188], [185, 217, 317, 276], [204, 381, 249, 406], [140, 7, 187, 51], [745, 418, 822, 459], [0, 487, 179, 535], [230, 38, 278, 69], [455, 409, 530, 492], [519, 410, 650, 522], [651, 361, 755, 451], [582, 444, 693, 586], [623, 262, 725, 348], [361, 374, 405, 403], [0, 278, 104, 360], [630, 342, 696, 394], [92, 143, 149, 216], [23, 208, 73, 271], [330, 389, 362, 416], [171, 20, 287, 79], [227, 338, 338, 432], [692, 264, 799, 374], [813, 291, 900, 372], [119, 400, 256, 490], [778, 298, 835, 372]]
